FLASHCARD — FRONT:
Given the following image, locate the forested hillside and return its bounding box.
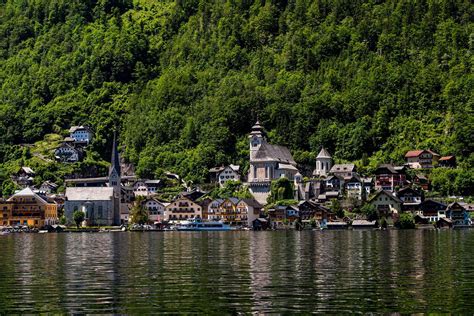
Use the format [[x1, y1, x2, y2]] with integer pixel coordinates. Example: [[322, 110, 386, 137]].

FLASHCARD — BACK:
[[0, 0, 472, 194]]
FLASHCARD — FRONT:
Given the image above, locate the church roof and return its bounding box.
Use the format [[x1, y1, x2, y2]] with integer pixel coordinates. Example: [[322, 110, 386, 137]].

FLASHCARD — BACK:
[[253, 143, 296, 165], [65, 187, 114, 201], [317, 147, 332, 159]]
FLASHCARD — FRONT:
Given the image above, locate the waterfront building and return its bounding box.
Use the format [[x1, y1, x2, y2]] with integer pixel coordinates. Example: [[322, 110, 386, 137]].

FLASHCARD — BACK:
[[313, 147, 332, 177], [145, 198, 168, 223], [64, 187, 116, 226], [397, 187, 424, 212], [247, 120, 299, 204], [0, 187, 58, 227], [297, 200, 333, 222], [164, 197, 202, 221], [207, 198, 224, 221], [446, 202, 470, 226], [236, 199, 263, 227], [369, 190, 402, 221], [419, 199, 447, 222]]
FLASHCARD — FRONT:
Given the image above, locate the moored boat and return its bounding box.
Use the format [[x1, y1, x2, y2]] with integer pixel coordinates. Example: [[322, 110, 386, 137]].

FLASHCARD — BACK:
[[176, 218, 233, 231]]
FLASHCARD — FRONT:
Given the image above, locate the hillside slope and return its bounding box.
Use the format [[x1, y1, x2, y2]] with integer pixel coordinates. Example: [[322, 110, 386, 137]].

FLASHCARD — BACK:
[[0, 0, 472, 193]]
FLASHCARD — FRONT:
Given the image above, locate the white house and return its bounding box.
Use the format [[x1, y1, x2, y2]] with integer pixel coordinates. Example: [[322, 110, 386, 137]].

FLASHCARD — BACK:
[[145, 198, 168, 223], [216, 165, 240, 187], [69, 126, 94, 144], [54, 142, 82, 163], [369, 190, 402, 222]]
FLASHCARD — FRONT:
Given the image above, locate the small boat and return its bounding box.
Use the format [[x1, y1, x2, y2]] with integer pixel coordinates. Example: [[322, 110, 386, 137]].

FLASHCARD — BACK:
[[176, 218, 233, 231]]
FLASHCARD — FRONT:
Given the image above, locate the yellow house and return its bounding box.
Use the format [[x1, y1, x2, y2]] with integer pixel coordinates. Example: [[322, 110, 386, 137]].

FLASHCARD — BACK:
[[165, 197, 202, 222], [1, 187, 58, 227]]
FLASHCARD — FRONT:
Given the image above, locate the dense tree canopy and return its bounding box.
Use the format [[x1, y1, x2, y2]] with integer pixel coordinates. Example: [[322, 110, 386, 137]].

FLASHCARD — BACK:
[[0, 0, 472, 194]]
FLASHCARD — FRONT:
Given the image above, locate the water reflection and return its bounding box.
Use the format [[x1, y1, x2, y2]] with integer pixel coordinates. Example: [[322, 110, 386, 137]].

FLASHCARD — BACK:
[[0, 230, 473, 313]]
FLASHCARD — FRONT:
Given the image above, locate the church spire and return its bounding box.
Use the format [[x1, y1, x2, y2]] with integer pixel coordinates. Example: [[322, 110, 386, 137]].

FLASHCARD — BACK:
[[109, 130, 121, 180]]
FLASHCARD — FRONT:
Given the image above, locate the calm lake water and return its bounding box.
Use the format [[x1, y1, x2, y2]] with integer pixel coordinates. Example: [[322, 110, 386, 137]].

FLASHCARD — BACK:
[[0, 230, 474, 313]]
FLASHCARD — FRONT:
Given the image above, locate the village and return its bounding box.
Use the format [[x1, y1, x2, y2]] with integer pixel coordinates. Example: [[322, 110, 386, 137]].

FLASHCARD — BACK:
[[0, 121, 472, 233]]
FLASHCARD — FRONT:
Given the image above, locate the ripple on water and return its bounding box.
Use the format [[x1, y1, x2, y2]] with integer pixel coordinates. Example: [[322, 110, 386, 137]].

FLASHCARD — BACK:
[[0, 230, 474, 313]]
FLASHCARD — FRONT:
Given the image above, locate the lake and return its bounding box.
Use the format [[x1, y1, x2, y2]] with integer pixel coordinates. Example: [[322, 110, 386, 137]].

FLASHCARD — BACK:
[[0, 230, 473, 313]]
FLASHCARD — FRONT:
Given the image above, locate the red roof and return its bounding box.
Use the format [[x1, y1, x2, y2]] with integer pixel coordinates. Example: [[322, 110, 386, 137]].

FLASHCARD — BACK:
[[405, 150, 425, 158], [439, 156, 454, 161], [427, 149, 440, 157]]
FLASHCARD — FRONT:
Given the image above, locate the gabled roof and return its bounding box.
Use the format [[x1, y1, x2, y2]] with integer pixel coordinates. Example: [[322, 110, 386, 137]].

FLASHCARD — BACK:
[[405, 150, 425, 158], [8, 187, 48, 204], [20, 167, 35, 175], [278, 163, 298, 171], [316, 147, 331, 159], [209, 166, 225, 173], [427, 149, 440, 157], [239, 198, 263, 208], [414, 174, 428, 181], [65, 187, 114, 201], [69, 125, 93, 133], [397, 187, 422, 196], [41, 181, 58, 189], [369, 190, 403, 204], [447, 202, 466, 211], [330, 164, 355, 173], [253, 143, 296, 165], [375, 164, 399, 174], [439, 156, 455, 161]]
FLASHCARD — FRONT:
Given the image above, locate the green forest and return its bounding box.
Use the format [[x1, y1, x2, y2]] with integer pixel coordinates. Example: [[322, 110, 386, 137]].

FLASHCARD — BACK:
[[0, 0, 472, 196]]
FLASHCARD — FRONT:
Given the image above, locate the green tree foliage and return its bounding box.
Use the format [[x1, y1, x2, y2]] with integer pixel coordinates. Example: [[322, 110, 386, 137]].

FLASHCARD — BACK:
[[268, 177, 294, 203], [130, 195, 149, 225], [0, 1, 472, 195], [210, 180, 253, 199], [330, 199, 344, 218], [396, 213, 416, 229], [73, 210, 85, 228], [360, 203, 378, 221]]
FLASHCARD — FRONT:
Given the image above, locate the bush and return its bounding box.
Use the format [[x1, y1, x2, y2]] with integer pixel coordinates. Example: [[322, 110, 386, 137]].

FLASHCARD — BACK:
[[396, 213, 416, 229]]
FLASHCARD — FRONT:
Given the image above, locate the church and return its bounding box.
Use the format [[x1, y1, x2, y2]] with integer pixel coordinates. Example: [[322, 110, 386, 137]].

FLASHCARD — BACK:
[[247, 120, 300, 204], [64, 134, 121, 226]]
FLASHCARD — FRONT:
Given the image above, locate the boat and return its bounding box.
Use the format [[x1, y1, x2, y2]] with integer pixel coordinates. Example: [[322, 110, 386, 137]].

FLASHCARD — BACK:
[[176, 218, 234, 231]]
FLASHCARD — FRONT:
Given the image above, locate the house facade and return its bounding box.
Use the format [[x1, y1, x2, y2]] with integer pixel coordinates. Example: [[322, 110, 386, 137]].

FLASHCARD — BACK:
[[164, 197, 202, 221], [405, 150, 440, 169], [419, 199, 447, 222], [54, 143, 82, 163], [374, 164, 406, 192], [64, 187, 117, 226], [369, 190, 402, 220], [145, 198, 167, 223], [1, 187, 58, 227], [69, 126, 94, 144], [397, 187, 423, 212], [446, 202, 470, 226]]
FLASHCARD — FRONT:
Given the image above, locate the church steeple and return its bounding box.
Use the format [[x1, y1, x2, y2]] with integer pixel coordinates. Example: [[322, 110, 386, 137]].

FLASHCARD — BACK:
[[109, 131, 121, 187]]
